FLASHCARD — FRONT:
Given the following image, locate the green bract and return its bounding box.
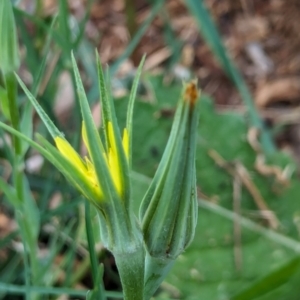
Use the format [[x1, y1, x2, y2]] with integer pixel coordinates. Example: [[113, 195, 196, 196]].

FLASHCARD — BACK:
[[140, 81, 200, 298]]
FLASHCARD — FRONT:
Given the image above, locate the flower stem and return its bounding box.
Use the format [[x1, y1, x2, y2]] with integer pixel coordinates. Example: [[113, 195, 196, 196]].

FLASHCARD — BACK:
[[143, 253, 175, 300], [114, 246, 145, 300]]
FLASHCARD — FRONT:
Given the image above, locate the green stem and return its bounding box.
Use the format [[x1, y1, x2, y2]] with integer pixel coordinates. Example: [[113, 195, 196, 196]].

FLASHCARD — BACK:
[[6, 72, 21, 155], [6, 72, 40, 297], [85, 202, 107, 299], [143, 253, 174, 300], [17, 212, 31, 300], [114, 246, 145, 300], [97, 199, 145, 299]]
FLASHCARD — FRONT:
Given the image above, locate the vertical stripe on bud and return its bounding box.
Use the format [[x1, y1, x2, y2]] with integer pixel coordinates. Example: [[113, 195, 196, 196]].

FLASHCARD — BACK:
[[140, 80, 200, 259], [140, 81, 200, 298]]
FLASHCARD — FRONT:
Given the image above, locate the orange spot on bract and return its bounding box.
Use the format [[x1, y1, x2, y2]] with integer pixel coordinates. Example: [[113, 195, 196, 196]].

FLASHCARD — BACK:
[[184, 81, 199, 107]]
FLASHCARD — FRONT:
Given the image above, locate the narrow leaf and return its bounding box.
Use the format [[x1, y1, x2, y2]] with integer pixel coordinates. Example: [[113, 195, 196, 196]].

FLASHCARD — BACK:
[[232, 256, 300, 300], [126, 54, 146, 166], [20, 102, 33, 157], [0, 179, 19, 208], [15, 74, 62, 138], [95, 51, 111, 149], [184, 0, 275, 154]]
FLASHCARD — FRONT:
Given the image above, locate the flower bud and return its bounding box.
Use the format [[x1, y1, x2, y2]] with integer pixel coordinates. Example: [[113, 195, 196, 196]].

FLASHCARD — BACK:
[[139, 81, 199, 297], [140, 80, 199, 258]]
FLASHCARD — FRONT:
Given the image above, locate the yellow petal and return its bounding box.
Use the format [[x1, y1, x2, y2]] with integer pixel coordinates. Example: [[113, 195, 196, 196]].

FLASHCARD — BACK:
[[84, 156, 103, 198], [55, 136, 103, 199], [107, 122, 117, 154], [108, 147, 122, 195], [107, 122, 122, 194], [55, 137, 86, 173], [82, 121, 108, 162], [81, 122, 91, 156]]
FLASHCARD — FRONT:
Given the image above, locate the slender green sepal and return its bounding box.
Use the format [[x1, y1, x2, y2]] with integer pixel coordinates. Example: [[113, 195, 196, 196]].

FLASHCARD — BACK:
[[168, 97, 199, 255], [95, 52, 130, 204], [142, 103, 189, 254], [95, 51, 110, 149], [15, 74, 62, 138], [71, 53, 114, 195], [139, 87, 186, 219], [126, 54, 146, 167]]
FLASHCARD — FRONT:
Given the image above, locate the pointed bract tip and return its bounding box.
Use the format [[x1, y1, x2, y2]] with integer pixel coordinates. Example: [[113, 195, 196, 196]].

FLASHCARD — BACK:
[[184, 80, 199, 107]]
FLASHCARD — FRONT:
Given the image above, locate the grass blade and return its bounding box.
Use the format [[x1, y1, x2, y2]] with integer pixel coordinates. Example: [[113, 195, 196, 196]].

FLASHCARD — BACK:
[[185, 0, 275, 154], [232, 256, 300, 300]]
